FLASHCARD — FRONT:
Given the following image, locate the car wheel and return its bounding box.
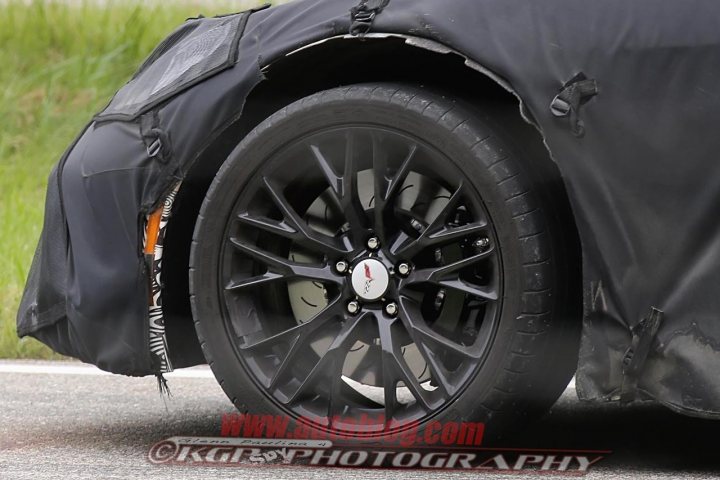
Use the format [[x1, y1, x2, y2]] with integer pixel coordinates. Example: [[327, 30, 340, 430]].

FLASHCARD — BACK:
[[190, 83, 579, 443]]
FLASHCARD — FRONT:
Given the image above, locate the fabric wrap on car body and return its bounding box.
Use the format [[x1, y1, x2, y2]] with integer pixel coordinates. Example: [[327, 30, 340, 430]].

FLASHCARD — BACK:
[[17, 0, 720, 418], [17, 9, 270, 375]]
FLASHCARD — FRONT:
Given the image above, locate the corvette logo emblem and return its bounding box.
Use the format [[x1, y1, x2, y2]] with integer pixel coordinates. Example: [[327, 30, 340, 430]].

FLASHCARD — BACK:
[[351, 259, 389, 301], [363, 264, 374, 295]]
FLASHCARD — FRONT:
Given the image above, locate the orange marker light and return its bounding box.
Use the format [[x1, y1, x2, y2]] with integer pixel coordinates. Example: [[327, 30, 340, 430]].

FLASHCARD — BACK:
[[144, 208, 163, 256]]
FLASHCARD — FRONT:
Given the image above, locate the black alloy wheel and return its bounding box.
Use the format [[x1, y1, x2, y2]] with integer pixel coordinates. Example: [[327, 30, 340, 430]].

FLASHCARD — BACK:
[[190, 83, 580, 441]]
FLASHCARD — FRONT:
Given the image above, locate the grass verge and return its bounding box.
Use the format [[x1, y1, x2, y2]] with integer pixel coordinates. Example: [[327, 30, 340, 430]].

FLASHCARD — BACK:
[[0, 0, 274, 358]]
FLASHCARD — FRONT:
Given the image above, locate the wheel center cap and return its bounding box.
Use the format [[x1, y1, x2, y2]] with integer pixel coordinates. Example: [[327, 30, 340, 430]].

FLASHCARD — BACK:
[[351, 258, 390, 301]]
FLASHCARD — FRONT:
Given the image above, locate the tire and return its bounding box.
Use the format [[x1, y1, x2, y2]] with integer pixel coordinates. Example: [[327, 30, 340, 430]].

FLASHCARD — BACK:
[[190, 83, 580, 443]]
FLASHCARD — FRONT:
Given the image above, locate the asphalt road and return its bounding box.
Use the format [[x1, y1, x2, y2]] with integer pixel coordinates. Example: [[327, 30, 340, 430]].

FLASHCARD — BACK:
[[1, 360, 719, 479]]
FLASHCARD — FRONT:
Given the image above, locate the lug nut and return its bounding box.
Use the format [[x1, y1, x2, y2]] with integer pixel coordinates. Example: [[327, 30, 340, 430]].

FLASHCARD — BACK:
[[473, 237, 491, 251], [434, 290, 446, 310], [335, 260, 349, 274], [397, 262, 412, 277], [347, 301, 361, 315], [367, 237, 380, 250], [385, 302, 399, 317]]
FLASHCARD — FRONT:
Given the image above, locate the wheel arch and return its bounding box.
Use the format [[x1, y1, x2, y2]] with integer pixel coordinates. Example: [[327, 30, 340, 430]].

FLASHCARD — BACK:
[[161, 33, 582, 368]]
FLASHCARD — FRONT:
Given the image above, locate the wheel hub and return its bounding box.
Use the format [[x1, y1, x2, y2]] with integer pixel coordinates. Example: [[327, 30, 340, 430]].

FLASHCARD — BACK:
[[350, 258, 390, 301]]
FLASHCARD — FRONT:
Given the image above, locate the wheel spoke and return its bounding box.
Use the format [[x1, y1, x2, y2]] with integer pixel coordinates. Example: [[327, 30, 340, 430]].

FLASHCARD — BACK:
[[425, 221, 488, 246], [255, 177, 347, 256], [286, 311, 370, 405], [371, 133, 389, 244], [327, 367, 346, 423], [309, 144, 342, 195], [240, 300, 343, 391], [388, 229, 413, 256], [431, 247, 495, 278], [341, 131, 369, 244], [372, 138, 418, 246], [393, 182, 478, 258], [240, 298, 343, 352], [435, 279, 498, 301], [236, 214, 296, 237], [228, 236, 341, 284], [378, 318, 438, 414], [380, 329, 399, 418], [385, 143, 417, 204], [225, 272, 284, 291], [399, 296, 484, 365], [403, 247, 497, 300], [308, 133, 367, 248]]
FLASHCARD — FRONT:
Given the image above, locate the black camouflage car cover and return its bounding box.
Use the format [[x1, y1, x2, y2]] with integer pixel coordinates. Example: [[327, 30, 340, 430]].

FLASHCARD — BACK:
[[17, 0, 720, 418]]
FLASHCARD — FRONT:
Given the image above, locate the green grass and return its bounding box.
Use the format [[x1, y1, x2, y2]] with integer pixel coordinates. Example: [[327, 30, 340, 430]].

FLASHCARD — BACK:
[[0, 0, 278, 358]]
